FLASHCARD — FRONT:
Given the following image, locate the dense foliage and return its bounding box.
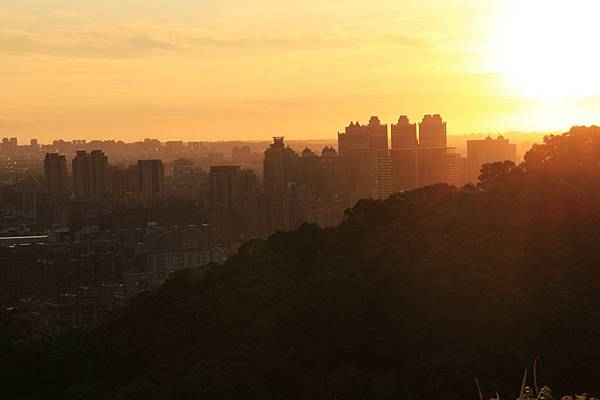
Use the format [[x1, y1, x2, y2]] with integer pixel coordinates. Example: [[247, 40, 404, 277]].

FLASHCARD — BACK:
[[3, 126, 600, 400]]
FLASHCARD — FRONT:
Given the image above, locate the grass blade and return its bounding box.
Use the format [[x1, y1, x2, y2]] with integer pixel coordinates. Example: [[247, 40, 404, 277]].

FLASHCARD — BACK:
[[534, 357, 540, 395], [519, 369, 528, 400], [475, 377, 484, 400]]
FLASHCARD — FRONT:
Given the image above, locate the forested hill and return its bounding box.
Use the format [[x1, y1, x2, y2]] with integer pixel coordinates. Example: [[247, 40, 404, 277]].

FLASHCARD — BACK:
[[3, 126, 600, 400]]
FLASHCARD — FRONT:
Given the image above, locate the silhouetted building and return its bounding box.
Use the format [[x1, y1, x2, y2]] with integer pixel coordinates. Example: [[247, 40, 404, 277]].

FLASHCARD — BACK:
[[391, 115, 418, 149], [389, 114, 454, 190], [209, 166, 242, 209], [107, 166, 132, 193], [446, 152, 469, 187], [209, 166, 262, 243], [298, 147, 350, 201], [416, 114, 452, 187], [44, 153, 68, 195], [239, 169, 261, 240], [419, 114, 447, 148], [390, 148, 419, 191], [263, 137, 299, 193], [338, 116, 388, 156], [137, 160, 164, 200], [390, 116, 419, 192], [338, 116, 389, 200], [418, 148, 450, 187], [376, 155, 393, 199], [263, 137, 299, 234], [173, 158, 193, 181], [72, 150, 108, 199], [173, 159, 204, 188], [232, 145, 251, 162], [1, 137, 19, 155], [466, 135, 517, 183]]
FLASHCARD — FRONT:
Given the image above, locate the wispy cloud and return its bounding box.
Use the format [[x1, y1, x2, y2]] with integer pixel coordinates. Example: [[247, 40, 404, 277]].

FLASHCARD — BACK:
[[0, 27, 177, 58], [0, 23, 434, 59]]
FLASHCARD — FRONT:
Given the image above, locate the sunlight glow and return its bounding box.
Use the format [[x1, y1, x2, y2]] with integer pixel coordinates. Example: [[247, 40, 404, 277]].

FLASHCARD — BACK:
[[494, 0, 600, 99]]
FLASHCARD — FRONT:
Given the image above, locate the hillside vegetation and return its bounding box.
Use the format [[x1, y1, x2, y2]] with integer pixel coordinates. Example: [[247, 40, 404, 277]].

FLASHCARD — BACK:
[[2, 126, 600, 400]]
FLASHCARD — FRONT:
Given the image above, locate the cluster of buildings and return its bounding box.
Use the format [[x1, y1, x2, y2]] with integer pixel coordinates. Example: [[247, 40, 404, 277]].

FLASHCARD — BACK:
[[44, 152, 167, 202], [338, 114, 517, 198], [0, 223, 227, 332], [0, 115, 519, 331]]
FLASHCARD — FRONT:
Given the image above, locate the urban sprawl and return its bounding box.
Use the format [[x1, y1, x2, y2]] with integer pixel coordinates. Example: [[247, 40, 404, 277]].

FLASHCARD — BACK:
[[1, 115, 526, 332]]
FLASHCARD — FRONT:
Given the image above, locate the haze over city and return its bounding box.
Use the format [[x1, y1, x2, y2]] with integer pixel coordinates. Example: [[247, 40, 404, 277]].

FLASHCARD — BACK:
[[2, 1, 600, 399], [3, 0, 600, 142]]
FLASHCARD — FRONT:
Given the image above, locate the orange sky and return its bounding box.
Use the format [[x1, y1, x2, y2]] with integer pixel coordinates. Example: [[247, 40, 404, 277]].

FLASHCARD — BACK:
[[1, 0, 600, 142]]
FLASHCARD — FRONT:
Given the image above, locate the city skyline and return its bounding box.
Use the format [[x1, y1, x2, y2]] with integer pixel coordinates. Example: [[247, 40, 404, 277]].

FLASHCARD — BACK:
[[2, 1, 600, 397], [2, 0, 600, 142]]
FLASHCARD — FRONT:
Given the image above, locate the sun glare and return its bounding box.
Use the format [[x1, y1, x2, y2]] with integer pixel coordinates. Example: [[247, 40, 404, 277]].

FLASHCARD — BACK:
[[494, 0, 600, 99]]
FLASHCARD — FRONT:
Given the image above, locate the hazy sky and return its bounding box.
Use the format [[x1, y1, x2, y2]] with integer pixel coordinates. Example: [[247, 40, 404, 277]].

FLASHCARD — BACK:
[[2, 0, 600, 142]]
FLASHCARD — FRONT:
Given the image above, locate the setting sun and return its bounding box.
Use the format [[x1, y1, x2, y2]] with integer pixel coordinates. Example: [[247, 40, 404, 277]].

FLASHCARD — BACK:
[[494, 0, 600, 99]]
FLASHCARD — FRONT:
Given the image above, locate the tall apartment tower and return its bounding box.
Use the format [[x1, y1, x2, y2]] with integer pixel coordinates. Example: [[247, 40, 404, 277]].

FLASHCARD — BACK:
[[137, 160, 164, 199], [72, 150, 108, 198], [44, 153, 67, 195], [297, 147, 350, 201], [208, 166, 243, 243], [262, 137, 300, 234], [209, 166, 242, 209], [419, 114, 447, 148], [338, 116, 388, 156], [466, 135, 517, 183], [375, 156, 393, 199], [263, 137, 299, 193], [391, 115, 418, 149], [417, 114, 450, 187], [337, 116, 389, 200], [390, 116, 419, 192]]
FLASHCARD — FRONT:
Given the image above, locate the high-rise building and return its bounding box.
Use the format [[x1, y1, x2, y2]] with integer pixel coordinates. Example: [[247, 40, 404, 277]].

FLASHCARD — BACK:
[[390, 148, 419, 191], [419, 114, 447, 148], [338, 116, 388, 156], [240, 169, 261, 240], [209, 166, 242, 209], [263, 137, 299, 234], [390, 115, 419, 192], [297, 147, 350, 201], [107, 166, 131, 193], [417, 114, 451, 187], [446, 152, 469, 187], [418, 148, 450, 187], [72, 150, 108, 198], [391, 115, 418, 149], [337, 116, 389, 200], [466, 135, 517, 183], [136, 160, 164, 199], [263, 137, 299, 193], [72, 151, 87, 198], [375, 155, 393, 199], [44, 153, 68, 195], [232, 145, 252, 162], [1, 138, 18, 155], [208, 166, 243, 243]]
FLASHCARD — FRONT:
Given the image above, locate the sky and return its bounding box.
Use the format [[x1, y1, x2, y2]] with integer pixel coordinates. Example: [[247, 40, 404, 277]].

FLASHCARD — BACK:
[[1, 0, 600, 142]]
